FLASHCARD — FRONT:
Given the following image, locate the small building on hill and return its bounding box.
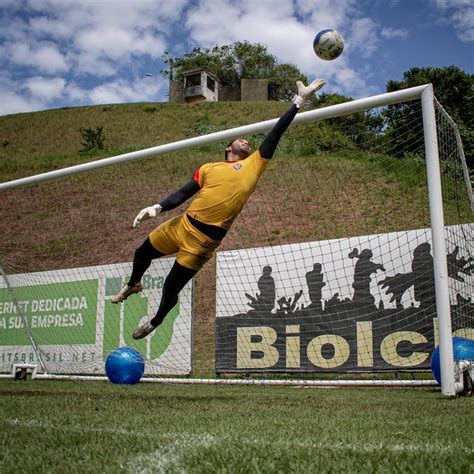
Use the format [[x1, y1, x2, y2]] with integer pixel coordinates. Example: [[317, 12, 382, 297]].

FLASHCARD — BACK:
[[169, 68, 268, 103]]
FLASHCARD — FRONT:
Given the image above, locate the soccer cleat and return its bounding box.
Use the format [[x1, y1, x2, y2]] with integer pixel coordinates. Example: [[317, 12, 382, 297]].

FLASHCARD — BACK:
[[111, 282, 144, 303], [132, 321, 156, 340]]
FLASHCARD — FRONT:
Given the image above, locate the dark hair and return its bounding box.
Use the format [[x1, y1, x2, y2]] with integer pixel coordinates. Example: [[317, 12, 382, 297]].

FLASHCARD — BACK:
[[224, 138, 239, 160]]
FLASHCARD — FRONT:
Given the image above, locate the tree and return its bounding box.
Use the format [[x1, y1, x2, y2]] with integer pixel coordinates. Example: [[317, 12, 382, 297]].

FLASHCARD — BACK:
[[161, 41, 307, 101], [309, 92, 385, 149], [267, 63, 307, 102], [384, 66, 473, 166]]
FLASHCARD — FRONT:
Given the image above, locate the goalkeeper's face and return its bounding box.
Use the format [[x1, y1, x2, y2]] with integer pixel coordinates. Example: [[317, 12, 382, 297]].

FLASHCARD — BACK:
[[225, 138, 252, 161]]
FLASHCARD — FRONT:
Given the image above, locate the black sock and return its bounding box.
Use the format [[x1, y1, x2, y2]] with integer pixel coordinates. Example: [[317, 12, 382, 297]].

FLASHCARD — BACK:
[[128, 238, 164, 286], [150, 261, 197, 327]]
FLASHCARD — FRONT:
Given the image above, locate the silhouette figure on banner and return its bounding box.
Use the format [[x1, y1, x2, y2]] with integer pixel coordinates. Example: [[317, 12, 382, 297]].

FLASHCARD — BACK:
[[245, 266, 275, 313], [379, 243, 435, 308], [348, 248, 385, 308], [447, 246, 474, 282], [305, 263, 326, 310], [380, 242, 474, 309]]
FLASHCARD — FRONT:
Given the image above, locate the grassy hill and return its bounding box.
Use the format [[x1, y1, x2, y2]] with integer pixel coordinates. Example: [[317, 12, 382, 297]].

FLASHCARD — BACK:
[[0, 100, 471, 372], [1, 101, 293, 182]]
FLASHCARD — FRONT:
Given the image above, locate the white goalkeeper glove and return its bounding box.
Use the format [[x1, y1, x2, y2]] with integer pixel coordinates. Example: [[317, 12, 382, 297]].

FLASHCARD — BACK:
[[292, 78, 326, 107], [132, 204, 162, 228]]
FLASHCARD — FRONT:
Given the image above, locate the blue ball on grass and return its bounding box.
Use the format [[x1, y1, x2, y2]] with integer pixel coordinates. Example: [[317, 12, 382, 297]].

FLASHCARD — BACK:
[[105, 347, 145, 385], [431, 337, 474, 384]]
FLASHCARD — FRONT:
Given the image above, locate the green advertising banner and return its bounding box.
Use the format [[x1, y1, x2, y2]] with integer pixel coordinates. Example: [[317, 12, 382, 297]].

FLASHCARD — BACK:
[[0, 280, 98, 345], [0, 260, 193, 375]]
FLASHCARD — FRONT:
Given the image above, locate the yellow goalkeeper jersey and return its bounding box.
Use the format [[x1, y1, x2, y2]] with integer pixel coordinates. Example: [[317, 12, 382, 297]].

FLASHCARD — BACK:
[[186, 149, 269, 230]]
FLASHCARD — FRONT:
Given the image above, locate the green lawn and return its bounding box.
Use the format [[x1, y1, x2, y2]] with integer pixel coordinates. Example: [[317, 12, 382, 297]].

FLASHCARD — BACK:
[[0, 380, 472, 473]]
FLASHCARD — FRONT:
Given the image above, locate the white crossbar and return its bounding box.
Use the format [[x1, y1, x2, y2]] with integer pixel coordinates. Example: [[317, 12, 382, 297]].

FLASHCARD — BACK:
[[0, 85, 429, 193]]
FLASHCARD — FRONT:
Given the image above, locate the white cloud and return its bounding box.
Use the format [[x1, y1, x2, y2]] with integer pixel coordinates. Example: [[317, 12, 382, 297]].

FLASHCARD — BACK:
[[185, 0, 241, 45], [89, 81, 130, 104], [75, 26, 166, 63], [434, 0, 474, 41], [135, 33, 167, 58], [63, 82, 89, 104], [75, 27, 137, 61], [0, 90, 43, 116], [0, 73, 45, 115], [348, 18, 379, 58], [88, 76, 167, 105], [73, 51, 118, 77], [296, 0, 358, 30], [28, 14, 72, 39], [24, 77, 66, 101], [5, 41, 68, 74], [435, 0, 471, 6], [0, 0, 18, 7], [1, 0, 188, 80], [0, 16, 30, 42], [381, 27, 408, 39]]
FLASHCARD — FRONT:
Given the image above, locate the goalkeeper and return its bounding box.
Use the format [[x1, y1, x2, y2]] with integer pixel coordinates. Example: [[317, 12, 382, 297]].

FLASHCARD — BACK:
[[112, 78, 325, 339]]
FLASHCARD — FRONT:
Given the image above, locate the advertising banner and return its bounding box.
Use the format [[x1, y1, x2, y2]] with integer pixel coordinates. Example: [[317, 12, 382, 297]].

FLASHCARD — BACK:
[[215, 225, 473, 373], [0, 259, 193, 375]]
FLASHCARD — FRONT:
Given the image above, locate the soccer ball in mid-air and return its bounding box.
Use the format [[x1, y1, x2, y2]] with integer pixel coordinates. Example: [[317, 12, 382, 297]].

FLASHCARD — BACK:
[[313, 29, 344, 61]]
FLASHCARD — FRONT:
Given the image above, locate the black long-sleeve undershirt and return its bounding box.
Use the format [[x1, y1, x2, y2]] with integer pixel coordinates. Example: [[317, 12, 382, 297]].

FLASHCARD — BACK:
[[259, 103, 299, 159], [159, 179, 200, 211]]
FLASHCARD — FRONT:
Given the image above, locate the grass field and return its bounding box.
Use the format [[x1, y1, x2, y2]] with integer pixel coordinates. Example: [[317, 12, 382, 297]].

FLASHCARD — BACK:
[[1, 380, 473, 473]]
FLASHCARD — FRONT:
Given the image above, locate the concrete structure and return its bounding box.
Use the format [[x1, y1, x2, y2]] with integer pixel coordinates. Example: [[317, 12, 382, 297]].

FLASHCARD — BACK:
[[169, 80, 185, 103], [218, 85, 241, 102], [241, 78, 268, 101], [170, 68, 220, 103], [169, 68, 268, 103]]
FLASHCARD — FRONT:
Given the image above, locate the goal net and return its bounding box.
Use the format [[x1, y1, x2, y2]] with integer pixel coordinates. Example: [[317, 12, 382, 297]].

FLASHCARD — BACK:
[[0, 85, 472, 392]]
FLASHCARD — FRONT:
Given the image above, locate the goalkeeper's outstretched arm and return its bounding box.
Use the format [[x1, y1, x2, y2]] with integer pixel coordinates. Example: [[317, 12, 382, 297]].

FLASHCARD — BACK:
[[133, 179, 199, 228], [259, 78, 325, 159], [159, 180, 200, 211], [259, 104, 299, 159]]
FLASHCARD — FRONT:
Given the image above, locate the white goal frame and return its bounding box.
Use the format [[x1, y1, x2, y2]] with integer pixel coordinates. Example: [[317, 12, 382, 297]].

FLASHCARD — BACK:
[[0, 84, 459, 396]]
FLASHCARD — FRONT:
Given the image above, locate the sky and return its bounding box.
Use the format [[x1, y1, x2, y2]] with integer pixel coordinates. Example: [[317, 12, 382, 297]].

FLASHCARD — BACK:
[[0, 0, 472, 116]]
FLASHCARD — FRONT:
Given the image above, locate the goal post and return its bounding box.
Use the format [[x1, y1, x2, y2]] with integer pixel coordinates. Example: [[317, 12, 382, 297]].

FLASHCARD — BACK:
[[0, 84, 472, 396], [420, 85, 455, 396]]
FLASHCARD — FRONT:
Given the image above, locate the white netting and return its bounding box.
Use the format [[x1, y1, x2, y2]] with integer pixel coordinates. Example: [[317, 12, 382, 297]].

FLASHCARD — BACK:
[[0, 92, 472, 380]]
